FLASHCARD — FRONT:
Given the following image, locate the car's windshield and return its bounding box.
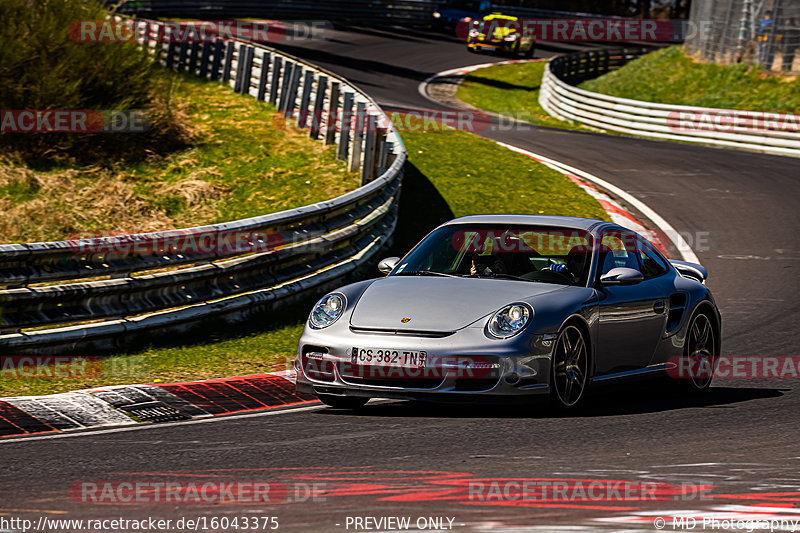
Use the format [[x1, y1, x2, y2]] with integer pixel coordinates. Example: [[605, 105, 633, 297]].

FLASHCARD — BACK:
[[393, 224, 594, 286]]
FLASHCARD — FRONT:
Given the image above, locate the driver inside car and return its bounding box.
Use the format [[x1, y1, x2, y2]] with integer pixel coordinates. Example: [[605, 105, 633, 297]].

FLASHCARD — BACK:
[[470, 253, 507, 276], [541, 245, 590, 284]]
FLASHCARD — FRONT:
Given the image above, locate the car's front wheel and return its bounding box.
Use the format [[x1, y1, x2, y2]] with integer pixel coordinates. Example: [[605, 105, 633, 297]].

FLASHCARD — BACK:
[[317, 394, 369, 410], [512, 39, 521, 57], [550, 323, 590, 409], [524, 42, 535, 59], [681, 311, 718, 393]]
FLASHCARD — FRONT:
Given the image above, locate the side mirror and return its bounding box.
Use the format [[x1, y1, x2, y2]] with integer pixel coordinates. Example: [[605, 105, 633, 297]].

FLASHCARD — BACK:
[[600, 267, 644, 286], [378, 257, 400, 275]]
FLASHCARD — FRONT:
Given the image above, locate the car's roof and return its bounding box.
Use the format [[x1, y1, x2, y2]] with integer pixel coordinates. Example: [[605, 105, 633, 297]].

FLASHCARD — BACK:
[[442, 214, 608, 231]]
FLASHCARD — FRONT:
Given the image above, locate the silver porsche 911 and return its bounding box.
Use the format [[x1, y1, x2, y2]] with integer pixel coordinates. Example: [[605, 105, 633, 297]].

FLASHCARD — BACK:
[[294, 215, 721, 409]]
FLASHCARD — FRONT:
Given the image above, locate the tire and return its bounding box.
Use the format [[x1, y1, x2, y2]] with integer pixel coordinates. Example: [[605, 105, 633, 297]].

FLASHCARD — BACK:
[[317, 394, 369, 410], [524, 42, 535, 59], [678, 311, 718, 394], [550, 323, 590, 410], [512, 39, 521, 57]]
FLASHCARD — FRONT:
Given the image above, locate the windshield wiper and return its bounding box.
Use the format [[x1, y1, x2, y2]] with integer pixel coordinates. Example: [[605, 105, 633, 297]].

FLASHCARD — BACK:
[[471, 273, 534, 282], [397, 270, 462, 278]]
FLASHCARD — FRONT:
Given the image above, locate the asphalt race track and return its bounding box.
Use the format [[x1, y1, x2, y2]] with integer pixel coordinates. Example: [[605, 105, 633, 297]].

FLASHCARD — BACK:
[[2, 26, 800, 533]]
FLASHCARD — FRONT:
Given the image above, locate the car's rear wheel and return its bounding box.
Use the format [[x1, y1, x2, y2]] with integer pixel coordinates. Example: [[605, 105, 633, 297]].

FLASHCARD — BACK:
[[317, 394, 369, 410], [681, 311, 717, 393], [550, 324, 589, 409]]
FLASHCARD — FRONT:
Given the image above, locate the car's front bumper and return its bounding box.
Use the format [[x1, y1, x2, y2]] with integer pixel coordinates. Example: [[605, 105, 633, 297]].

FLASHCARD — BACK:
[[467, 40, 506, 52], [295, 325, 555, 401]]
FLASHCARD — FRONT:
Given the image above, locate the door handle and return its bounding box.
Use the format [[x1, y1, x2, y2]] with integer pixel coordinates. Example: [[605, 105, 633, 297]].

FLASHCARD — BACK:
[[653, 300, 666, 314]]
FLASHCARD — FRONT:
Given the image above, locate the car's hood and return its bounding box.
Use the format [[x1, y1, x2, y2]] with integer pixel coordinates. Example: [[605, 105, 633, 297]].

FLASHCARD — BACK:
[[349, 276, 564, 332]]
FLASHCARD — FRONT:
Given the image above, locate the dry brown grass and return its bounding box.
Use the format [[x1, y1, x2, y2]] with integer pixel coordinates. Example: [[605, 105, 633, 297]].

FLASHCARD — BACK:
[[0, 71, 358, 244]]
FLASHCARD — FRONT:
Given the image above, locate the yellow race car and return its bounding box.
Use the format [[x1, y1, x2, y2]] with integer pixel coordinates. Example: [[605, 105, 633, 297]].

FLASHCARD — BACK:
[[467, 12, 535, 58]]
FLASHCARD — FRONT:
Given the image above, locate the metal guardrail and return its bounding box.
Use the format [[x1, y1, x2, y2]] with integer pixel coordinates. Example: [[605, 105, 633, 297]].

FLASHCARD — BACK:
[[0, 19, 407, 355], [539, 48, 800, 157]]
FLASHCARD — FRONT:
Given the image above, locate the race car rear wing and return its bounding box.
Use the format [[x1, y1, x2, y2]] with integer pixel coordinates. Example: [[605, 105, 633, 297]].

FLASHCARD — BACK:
[[669, 260, 708, 284]]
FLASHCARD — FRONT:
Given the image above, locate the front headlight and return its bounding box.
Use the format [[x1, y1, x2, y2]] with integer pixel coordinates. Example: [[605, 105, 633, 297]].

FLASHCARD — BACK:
[[488, 303, 531, 338], [433, 11, 441, 18], [309, 293, 345, 329]]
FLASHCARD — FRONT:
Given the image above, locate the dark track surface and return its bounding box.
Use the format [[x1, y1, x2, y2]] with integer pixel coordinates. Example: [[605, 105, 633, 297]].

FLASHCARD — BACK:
[[2, 26, 799, 532]]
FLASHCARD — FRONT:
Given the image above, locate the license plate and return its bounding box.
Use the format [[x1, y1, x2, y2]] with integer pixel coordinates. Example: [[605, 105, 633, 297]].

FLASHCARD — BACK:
[[351, 348, 427, 368]]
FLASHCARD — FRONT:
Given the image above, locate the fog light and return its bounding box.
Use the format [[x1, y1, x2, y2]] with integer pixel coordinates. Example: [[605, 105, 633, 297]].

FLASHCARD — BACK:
[[505, 372, 520, 385]]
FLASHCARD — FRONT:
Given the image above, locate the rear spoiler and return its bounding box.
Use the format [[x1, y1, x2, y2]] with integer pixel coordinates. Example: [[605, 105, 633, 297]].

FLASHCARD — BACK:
[[669, 260, 708, 283]]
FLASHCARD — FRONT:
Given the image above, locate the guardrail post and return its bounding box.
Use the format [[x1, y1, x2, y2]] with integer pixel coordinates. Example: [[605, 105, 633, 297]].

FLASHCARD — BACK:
[[283, 64, 302, 118], [296, 71, 314, 129], [277, 62, 294, 112], [309, 75, 327, 139], [177, 41, 188, 70], [165, 40, 176, 69], [378, 140, 392, 175], [324, 81, 339, 145], [349, 102, 366, 173], [210, 39, 223, 80], [243, 46, 255, 95], [221, 41, 235, 83], [189, 41, 200, 75], [257, 51, 270, 101], [199, 41, 211, 78], [233, 46, 245, 93], [179, 41, 191, 71], [337, 92, 353, 161], [269, 56, 282, 106], [153, 24, 165, 64], [235, 46, 248, 94], [360, 115, 379, 185]]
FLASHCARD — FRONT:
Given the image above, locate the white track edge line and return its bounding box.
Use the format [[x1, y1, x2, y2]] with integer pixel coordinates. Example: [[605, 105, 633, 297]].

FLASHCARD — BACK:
[[419, 62, 700, 264], [495, 141, 699, 264], [418, 59, 543, 106]]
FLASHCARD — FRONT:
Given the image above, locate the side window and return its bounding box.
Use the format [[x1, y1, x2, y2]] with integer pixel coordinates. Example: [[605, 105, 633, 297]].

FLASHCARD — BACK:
[[598, 231, 639, 277], [637, 239, 669, 279]]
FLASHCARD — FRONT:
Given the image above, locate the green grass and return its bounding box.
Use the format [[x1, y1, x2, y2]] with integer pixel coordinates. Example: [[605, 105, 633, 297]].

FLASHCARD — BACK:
[[580, 46, 800, 112], [455, 61, 580, 130], [399, 125, 607, 219], [0, 69, 358, 243], [0, 323, 303, 397], [0, 121, 609, 398]]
